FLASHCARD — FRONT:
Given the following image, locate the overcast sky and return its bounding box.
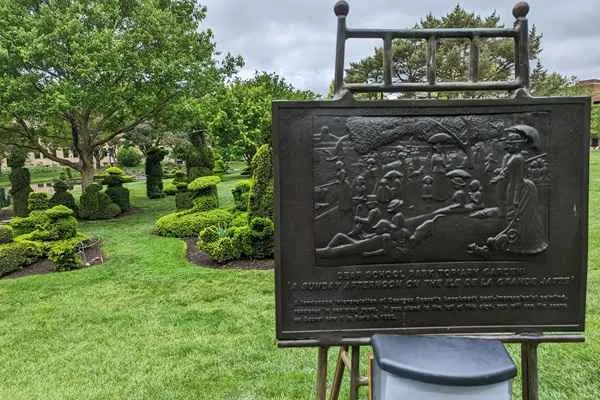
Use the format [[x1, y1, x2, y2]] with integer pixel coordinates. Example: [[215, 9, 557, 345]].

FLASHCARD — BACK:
[[199, 0, 600, 95]]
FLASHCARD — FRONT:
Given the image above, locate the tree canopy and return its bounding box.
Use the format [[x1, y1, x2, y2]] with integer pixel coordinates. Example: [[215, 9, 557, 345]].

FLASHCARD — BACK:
[[0, 0, 240, 187], [204, 72, 316, 165]]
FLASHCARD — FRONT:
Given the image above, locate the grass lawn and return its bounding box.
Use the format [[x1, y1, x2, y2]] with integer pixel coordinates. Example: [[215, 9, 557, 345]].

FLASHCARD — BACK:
[[0, 159, 599, 399]]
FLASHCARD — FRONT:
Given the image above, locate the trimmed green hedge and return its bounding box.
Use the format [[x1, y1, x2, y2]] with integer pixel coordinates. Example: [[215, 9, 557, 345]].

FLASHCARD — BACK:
[[164, 183, 177, 196], [188, 175, 220, 212], [197, 216, 274, 262], [9, 211, 49, 236], [0, 240, 44, 276], [49, 179, 78, 215], [153, 209, 232, 238], [0, 225, 14, 244], [28, 192, 49, 211]]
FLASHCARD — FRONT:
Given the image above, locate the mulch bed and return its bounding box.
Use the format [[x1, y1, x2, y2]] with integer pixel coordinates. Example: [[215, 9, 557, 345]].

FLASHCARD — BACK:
[[2, 239, 105, 280], [185, 237, 274, 270]]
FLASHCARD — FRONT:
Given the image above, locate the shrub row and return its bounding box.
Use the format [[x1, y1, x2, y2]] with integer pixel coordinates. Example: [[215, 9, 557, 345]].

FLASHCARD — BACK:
[[197, 216, 274, 263], [153, 208, 233, 238]]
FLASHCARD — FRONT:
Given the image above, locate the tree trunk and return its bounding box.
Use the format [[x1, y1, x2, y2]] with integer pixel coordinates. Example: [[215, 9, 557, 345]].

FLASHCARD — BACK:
[[79, 149, 96, 190]]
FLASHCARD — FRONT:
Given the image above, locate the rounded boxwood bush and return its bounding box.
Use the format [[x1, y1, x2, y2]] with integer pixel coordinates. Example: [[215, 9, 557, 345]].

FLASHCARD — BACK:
[[48, 239, 82, 271], [153, 208, 232, 238], [0, 225, 14, 244], [188, 175, 220, 211], [28, 192, 49, 211], [0, 240, 44, 276]]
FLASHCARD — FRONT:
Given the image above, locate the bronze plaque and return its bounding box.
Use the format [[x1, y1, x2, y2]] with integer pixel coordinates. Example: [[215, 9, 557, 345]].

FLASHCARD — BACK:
[[274, 97, 589, 341]]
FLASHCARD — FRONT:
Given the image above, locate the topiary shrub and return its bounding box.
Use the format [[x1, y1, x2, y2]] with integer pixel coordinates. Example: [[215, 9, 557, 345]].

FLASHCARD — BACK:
[[248, 144, 273, 218], [79, 183, 121, 220], [28, 192, 49, 211], [172, 170, 188, 186], [198, 215, 274, 262], [48, 237, 83, 271], [188, 175, 220, 211], [0, 225, 14, 244], [145, 147, 168, 199], [0, 240, 44, 276], [49, 178, 78, 215], [153, 208, 232, 238], [213, 159, 228, 175], [9, 211, 49, 236], [232, 180, 252, 211], [175, 183, 193, 210], [117, 147, 142, 167], [8, 149, 33, 217], [164, 183, 177, 196], [22, 205, 78, 242], [230, 212, 249, 227], [103, 167, 130, 212]]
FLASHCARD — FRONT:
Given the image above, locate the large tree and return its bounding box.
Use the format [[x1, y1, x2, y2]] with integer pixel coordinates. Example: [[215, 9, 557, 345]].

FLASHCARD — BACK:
[[0, 0, 235, 188], [342, 5, 542, 99], [206, 71, 316, 166]]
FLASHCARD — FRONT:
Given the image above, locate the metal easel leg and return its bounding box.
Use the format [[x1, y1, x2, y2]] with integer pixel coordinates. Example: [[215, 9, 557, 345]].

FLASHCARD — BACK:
[[316, 346, 329, 400], [521, 342, 539, 400], [350, 345, 360, 400], [329, 346, 347, 400]]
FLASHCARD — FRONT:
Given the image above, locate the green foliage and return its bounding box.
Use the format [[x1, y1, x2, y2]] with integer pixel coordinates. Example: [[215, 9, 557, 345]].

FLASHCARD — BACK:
[[172, 170, 188, 186], [105, 167, 124, 176], [48, 238, 82, 271], [188, 175, 220, 211], [202, 237, 240, 263], [205, 72, 315, 165], [9, 159, 33, 217], [45, 205, 74, 220], [9, 211, 49, 236], [0, 0, 231, 189], [592, 105, 600, 140], [0, 187, 10, 208], [230, 212, 249, 227], [28, 192, 49, 211], [146, 147, 168, 199], [198, 215, 274, 262], [213, 159, 227, 175], [0, 225, 14, 244], [117, 147, 142, 167], [49, 179, 78, 214], [177, 128, 215, 180], [192, 195, 218, 212], [153, 208, 232, 238], [187, 176, 221, 192], [248, 145, 274, 218], [0, 240, 44, 276], [163, 183, 177, 196], [232, 180, 252, 211], [106, 186, 130, 212], [79, 183, 121, 220], [175, 191, 193, 210]]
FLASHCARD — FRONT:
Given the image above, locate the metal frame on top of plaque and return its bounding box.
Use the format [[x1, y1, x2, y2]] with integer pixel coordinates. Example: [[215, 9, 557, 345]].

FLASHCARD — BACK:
[[274, 1, 589, 345]]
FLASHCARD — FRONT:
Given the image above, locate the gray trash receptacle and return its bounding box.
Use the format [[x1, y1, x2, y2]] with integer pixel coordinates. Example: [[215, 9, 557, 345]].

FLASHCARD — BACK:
[[371, 335, 516, 400]]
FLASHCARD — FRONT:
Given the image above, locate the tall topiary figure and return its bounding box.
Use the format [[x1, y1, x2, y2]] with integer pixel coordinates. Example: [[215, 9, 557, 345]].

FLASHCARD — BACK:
[[186, 128, 214, 180], [49, 178, 78, 215], [79, 183, 121, 220], [248, 144, 274, 218], [8, 149, 32, 217], [145, 147, 168, 199], [103, 167, 130, 212]]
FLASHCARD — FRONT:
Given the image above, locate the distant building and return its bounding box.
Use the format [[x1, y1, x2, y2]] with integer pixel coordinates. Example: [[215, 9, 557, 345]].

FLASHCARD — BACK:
[[0, 148, 113, 169], [577, 79, 600, 104]]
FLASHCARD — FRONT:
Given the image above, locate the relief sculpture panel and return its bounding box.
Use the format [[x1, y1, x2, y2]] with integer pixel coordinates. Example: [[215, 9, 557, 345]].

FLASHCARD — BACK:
[[313, 113, 551, 266]]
